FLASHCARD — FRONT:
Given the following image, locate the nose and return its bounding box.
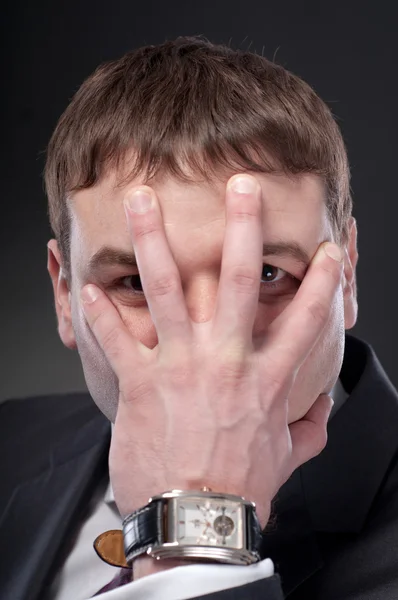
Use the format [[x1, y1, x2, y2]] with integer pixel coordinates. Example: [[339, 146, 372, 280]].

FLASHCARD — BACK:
[[183, 274, 219, 323]]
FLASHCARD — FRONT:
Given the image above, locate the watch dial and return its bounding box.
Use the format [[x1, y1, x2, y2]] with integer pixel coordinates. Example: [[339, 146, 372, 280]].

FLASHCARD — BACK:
[[175, 498, 243, 548]]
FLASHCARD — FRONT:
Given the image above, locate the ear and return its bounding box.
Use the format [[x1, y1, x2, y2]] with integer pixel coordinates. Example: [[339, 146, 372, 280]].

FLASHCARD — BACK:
[[47, 239, 77, 349], [342, 217, 359, 330]]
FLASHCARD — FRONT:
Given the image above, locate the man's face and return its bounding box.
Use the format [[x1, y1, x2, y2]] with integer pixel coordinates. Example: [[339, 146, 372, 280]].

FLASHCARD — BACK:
[[48, 169, 358, 423]]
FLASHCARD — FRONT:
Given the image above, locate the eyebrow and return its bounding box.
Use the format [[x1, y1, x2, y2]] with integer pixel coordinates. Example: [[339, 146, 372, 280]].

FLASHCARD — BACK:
[[88, 247, 138, 274], [87, 241, 311, 275], [262, 242, 310, 268]]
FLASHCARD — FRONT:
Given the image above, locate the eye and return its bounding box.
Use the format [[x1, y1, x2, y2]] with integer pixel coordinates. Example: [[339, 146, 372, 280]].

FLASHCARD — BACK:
[[120, 274, 144, 294], [260, 264, 299, 292], [261, 264, 286, 284]]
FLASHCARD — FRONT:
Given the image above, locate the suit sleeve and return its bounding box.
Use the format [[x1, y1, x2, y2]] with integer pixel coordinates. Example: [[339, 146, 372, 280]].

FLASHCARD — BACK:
[[91, 559, 284, 599]]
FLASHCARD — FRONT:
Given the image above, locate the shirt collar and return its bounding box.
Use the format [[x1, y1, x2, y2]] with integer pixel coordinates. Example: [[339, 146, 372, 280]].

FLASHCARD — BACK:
[[330, 376, 349, 418]]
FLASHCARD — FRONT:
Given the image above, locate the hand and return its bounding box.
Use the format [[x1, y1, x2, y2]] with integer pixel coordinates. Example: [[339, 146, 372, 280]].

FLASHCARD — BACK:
[[81, 174, 342, 577]]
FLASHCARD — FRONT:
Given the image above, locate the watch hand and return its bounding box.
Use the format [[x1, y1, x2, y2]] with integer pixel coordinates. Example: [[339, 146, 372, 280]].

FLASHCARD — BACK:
[[189, 519, 207, 528], [201, 521, 214, 537]]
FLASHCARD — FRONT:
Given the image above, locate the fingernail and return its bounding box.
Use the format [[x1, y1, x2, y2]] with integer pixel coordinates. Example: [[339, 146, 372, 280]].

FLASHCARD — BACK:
[[81, 284, 99, 304], [125, 189, 153, 214], [229, 175, 257, 194], [323, 243, 343, 262]]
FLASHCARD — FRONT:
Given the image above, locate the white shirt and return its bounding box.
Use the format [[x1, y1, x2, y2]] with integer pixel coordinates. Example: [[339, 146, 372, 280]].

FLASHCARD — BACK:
[[51, 379, 348, 599]]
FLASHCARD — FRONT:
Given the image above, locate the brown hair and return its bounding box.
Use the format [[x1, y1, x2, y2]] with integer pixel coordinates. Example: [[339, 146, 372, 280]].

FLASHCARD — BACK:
[[45, 35, 352, 276]]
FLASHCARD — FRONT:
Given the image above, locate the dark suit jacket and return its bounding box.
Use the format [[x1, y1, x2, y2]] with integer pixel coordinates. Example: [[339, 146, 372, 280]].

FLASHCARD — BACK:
[[1, 334, 398, 600]]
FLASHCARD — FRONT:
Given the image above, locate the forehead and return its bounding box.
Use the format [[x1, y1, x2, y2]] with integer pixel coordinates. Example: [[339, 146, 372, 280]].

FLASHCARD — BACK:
[[69, 170, 330, 267]]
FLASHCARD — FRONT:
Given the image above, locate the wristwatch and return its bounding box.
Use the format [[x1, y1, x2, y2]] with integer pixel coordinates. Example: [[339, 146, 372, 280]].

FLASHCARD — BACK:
[[122, 488, 263, 566]]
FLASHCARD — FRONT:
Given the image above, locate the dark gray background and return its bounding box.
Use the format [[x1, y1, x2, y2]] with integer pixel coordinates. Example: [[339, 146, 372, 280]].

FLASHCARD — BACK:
[[1, 1, 396, 402]]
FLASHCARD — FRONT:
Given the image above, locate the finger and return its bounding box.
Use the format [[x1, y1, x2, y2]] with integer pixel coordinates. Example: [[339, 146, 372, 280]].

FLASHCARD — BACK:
[[264, 242, 344, 377], [212, 175, 263, 345], [81, 284, 149, 380], [288, 394, 333, 472], [124, 186, 192, 348]]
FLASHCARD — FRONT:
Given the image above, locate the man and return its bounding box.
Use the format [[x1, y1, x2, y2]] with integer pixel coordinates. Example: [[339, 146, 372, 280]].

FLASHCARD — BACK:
[[1, 35, 398, 600]]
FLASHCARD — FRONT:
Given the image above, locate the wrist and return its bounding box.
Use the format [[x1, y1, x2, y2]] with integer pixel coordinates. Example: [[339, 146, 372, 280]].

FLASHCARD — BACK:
[[132, 554, 198, 581]]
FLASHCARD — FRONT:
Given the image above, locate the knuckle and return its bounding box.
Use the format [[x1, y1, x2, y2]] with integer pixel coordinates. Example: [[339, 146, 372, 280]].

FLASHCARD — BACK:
[[316, 259, 342, 288], [306, 296, 330, 326], [100, 326, 124, 361], [233, 210, 259, 223], [167, 361, 192, 387], [320, 257, 341, 275], [133, 222, 159, 240], [229, 265, 259, 293], [122, 378, 153, 404], [214, 356, 248, 386], [232, 200, 261, 222], [146, 271, 180, 297]]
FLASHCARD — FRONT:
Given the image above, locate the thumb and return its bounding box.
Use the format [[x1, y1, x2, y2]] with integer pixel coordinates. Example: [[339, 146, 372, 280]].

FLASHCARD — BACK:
[[288, 393, 334, 473]]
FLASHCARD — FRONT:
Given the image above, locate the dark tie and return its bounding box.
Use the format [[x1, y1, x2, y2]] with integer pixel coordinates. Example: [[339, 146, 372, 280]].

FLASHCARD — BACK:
[[92, 567, 133, 596]]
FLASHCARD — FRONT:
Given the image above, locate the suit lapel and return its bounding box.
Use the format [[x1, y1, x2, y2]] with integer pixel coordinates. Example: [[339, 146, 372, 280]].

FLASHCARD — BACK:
[[0, 411, 111, 600], [260, 469, 323, 596], [259, 334, 398, 596], [302, 333, 398, 534]]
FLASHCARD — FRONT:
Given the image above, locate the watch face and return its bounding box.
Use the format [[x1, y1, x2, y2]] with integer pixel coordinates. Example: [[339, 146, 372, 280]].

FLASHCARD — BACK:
[[172, 497, 244, 548]]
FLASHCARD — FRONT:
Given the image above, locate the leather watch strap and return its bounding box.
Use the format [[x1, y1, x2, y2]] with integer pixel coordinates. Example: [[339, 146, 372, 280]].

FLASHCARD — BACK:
[[94, 530, 129, 568], [123, 499, 164, 563], [247, 507, 263, 555]]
